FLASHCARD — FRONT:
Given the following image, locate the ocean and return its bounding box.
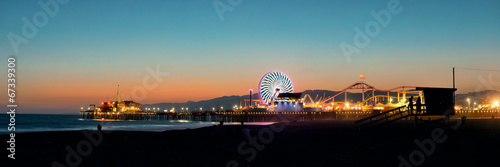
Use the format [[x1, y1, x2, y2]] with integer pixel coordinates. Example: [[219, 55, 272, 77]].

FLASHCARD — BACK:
[[0, 114, 219, 135]]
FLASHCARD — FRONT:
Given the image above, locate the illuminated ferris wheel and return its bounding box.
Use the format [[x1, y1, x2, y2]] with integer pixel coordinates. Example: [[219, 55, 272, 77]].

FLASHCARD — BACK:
[[259, 71, 294, 105]]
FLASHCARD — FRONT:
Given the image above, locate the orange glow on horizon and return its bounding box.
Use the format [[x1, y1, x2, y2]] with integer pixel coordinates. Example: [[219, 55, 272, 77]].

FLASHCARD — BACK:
[[4, 68, 479, 114]]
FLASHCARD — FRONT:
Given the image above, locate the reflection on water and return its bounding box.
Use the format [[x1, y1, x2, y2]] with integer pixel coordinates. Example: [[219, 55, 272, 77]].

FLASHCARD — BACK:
[[0, 114, 218, 134]]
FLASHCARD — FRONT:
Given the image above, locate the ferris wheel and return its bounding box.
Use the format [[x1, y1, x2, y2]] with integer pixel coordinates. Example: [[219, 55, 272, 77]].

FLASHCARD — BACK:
[[259, 71, 294, 105]]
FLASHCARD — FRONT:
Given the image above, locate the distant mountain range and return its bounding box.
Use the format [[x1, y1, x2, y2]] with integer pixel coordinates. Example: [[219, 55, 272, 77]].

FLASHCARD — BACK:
[[143, 89, 500, 111]]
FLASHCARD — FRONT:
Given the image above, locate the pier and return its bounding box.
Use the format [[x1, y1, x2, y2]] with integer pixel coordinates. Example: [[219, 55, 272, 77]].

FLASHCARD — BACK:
[[81, 109, 500, 122], [80, 111, 338, 122]]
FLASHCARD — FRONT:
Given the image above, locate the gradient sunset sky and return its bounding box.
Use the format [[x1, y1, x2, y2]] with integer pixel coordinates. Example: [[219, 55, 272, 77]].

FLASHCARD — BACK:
[[1, 0, 499, 113]]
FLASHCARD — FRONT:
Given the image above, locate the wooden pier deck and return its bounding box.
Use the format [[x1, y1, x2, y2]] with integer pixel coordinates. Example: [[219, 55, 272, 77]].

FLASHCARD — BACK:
[[80, 110, 500, 122], [80, 111, 339, 122]]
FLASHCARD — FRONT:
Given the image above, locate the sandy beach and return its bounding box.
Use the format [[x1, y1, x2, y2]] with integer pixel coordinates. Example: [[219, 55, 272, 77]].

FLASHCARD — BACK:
[[2, 119, 500, 167]]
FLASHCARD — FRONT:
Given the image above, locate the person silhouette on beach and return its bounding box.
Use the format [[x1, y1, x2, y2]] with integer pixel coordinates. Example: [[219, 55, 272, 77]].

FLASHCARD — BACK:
[[97, 123, 102, 131], [408, 96, 414, 114], [242, 125, 250, 138]]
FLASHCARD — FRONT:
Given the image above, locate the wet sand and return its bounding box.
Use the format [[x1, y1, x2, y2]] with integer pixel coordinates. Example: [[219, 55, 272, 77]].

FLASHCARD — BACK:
[[2, 119, 500, 167]]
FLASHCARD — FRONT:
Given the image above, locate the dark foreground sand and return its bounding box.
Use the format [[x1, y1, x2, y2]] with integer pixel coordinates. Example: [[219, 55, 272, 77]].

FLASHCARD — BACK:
[[2, 119, 500, 167]]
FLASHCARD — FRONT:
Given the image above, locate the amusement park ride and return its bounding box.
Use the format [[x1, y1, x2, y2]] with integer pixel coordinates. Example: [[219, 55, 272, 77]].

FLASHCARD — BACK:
[[80, 71, 458, 124], [244, 71, 426, 112]]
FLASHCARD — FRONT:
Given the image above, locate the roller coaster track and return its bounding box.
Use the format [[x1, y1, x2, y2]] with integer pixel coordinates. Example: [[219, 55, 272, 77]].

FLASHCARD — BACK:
[[320, 82, 419, 104]]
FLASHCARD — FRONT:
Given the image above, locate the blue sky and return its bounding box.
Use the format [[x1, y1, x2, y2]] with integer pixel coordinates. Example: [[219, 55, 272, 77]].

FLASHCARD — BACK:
[[0, 0, 499, 113]]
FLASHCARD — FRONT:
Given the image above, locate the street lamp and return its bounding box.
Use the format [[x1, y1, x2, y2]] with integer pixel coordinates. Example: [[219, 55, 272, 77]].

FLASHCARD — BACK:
[[474, 102, 477, 109], [467, 98, 470, 109]]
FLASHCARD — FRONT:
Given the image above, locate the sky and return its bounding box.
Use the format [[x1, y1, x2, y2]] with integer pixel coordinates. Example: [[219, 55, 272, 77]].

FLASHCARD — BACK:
[[0, 0, 499, 114]]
